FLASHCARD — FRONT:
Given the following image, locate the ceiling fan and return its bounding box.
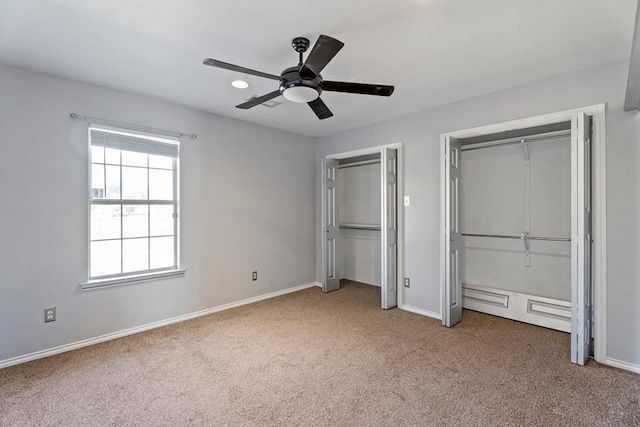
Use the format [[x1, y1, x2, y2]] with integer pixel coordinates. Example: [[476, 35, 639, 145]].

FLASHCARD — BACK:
[[203, 35, 394, 120]]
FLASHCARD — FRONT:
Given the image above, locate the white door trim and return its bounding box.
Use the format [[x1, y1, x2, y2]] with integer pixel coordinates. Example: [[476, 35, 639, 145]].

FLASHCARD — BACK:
[[439, 104, 607, 363], [324, 142, 405, 307]]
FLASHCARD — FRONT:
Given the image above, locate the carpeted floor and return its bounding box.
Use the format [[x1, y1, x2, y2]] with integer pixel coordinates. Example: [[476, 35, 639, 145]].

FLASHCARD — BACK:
[[1, 280, 638, 426]]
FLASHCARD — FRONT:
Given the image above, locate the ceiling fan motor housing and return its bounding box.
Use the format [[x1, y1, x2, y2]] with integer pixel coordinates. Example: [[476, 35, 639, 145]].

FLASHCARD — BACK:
[[279, 66, 323, 102]]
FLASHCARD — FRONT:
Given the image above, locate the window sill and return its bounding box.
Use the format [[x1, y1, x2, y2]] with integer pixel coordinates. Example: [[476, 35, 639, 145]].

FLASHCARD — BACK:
[[80, 269, 186, 290]]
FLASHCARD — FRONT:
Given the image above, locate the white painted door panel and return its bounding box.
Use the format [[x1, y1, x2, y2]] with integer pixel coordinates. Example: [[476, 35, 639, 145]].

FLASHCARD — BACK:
[[571, 112, 592, 365], [444, 137, 463, 326], [381, 148, 397, 309], [323, 158, 340, 293]]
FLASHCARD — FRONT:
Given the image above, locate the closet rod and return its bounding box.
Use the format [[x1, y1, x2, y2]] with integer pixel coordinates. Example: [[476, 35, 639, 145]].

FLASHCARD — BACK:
[[339, 224, 381, 231], [462, 233, 571, 242], [461, 129, 570, 152], [338, 159, 381, 169]]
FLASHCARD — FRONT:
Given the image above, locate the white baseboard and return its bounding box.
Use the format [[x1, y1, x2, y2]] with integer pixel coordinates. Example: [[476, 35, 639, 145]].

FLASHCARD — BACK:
[[0, 282, 320, 370], [604, 357, 640, 374], [399, 304, 442, 320]]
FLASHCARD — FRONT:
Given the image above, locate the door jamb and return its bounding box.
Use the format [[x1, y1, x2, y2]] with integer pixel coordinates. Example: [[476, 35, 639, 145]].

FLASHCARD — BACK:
[[439, 104, 607, 363], [323, 142, 404, 307]]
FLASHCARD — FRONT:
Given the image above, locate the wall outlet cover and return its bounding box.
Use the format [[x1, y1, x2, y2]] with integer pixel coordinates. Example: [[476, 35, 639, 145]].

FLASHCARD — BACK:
[[44, 307, 56, 323]]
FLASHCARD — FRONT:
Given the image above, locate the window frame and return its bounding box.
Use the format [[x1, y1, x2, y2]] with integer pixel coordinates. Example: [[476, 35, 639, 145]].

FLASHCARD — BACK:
[[81, 125, 184, 289]]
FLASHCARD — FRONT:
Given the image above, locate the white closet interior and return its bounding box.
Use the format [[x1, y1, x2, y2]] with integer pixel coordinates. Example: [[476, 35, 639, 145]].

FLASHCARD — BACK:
[[338, 153, 382, 286], [459, 122, 574, 332]]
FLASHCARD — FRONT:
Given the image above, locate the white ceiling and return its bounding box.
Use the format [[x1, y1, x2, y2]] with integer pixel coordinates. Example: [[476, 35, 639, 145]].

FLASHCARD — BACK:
[[0, 0, 637, 137]]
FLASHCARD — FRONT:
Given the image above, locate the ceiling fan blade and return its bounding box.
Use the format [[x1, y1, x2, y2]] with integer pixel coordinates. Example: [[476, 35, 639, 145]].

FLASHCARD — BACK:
[[236, 90, 282, 109], [302, 35, 344, 77], [203, 58, 280, 81], [323, 81, 394, 96], [308, 97, 333, 120]]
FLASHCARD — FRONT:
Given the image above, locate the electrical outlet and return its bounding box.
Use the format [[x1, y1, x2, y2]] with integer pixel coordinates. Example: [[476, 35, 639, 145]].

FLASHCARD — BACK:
[[252, 271, 257, 281], [44, 307, 56, 323], [403, 277, 410, 288]]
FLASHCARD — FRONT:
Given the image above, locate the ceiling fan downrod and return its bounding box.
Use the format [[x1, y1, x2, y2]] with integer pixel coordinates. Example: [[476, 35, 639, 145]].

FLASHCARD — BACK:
[[292, 37, 310, 66]]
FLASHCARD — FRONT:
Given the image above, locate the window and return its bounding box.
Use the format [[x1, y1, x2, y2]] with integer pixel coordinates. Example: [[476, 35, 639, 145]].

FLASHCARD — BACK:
[[87, 126, 180, 283]]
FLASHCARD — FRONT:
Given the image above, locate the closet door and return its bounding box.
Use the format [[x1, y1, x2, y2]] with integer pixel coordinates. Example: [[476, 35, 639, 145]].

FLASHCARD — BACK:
[[381, 148, 397, 309], [444, 136, 463, 326], [571, 112, 592, 365], [323, 158, 340, 292]]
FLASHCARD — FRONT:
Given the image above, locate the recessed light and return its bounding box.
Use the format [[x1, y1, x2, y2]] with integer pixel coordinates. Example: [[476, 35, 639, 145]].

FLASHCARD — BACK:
[[231, 80, 249, 89]]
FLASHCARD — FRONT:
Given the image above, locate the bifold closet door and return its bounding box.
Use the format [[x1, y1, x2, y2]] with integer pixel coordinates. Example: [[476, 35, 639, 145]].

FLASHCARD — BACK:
[[381, 148, 397, 309], [323, 158, 340, 292], [571, 112, 592, 365], [443, 136, 463, 327]]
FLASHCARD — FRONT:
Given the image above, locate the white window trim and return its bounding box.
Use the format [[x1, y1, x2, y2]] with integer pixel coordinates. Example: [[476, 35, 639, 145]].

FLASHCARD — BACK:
[[80, 269, 186, 290], [85, 124, 183, 289]]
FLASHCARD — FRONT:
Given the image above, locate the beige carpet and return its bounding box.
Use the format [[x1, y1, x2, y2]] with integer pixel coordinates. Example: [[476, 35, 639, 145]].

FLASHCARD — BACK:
[[1, 280, 638, 426]]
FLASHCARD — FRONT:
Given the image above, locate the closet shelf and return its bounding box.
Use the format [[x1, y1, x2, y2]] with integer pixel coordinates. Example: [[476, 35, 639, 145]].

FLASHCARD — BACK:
[[339, 223, 381, 231]]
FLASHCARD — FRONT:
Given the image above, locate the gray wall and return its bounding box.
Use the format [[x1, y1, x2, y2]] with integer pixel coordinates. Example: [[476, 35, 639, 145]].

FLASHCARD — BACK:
[[3, 58, 639, 370], [315, 59, 640, 368], [0, 64, 316, 362]]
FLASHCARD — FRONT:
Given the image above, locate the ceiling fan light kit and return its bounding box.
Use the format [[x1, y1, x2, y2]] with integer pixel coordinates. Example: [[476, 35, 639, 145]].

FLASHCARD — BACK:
[[203, 35, 394, 119], [282, 85, 319, 103]]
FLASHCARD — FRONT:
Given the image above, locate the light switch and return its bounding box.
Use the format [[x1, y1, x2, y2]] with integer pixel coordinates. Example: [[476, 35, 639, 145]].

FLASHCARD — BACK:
[[404, 196, 410, 207]]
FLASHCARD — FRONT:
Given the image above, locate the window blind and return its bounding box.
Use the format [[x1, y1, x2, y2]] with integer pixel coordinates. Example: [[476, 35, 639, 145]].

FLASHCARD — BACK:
[[90, 129, 179, 158]]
